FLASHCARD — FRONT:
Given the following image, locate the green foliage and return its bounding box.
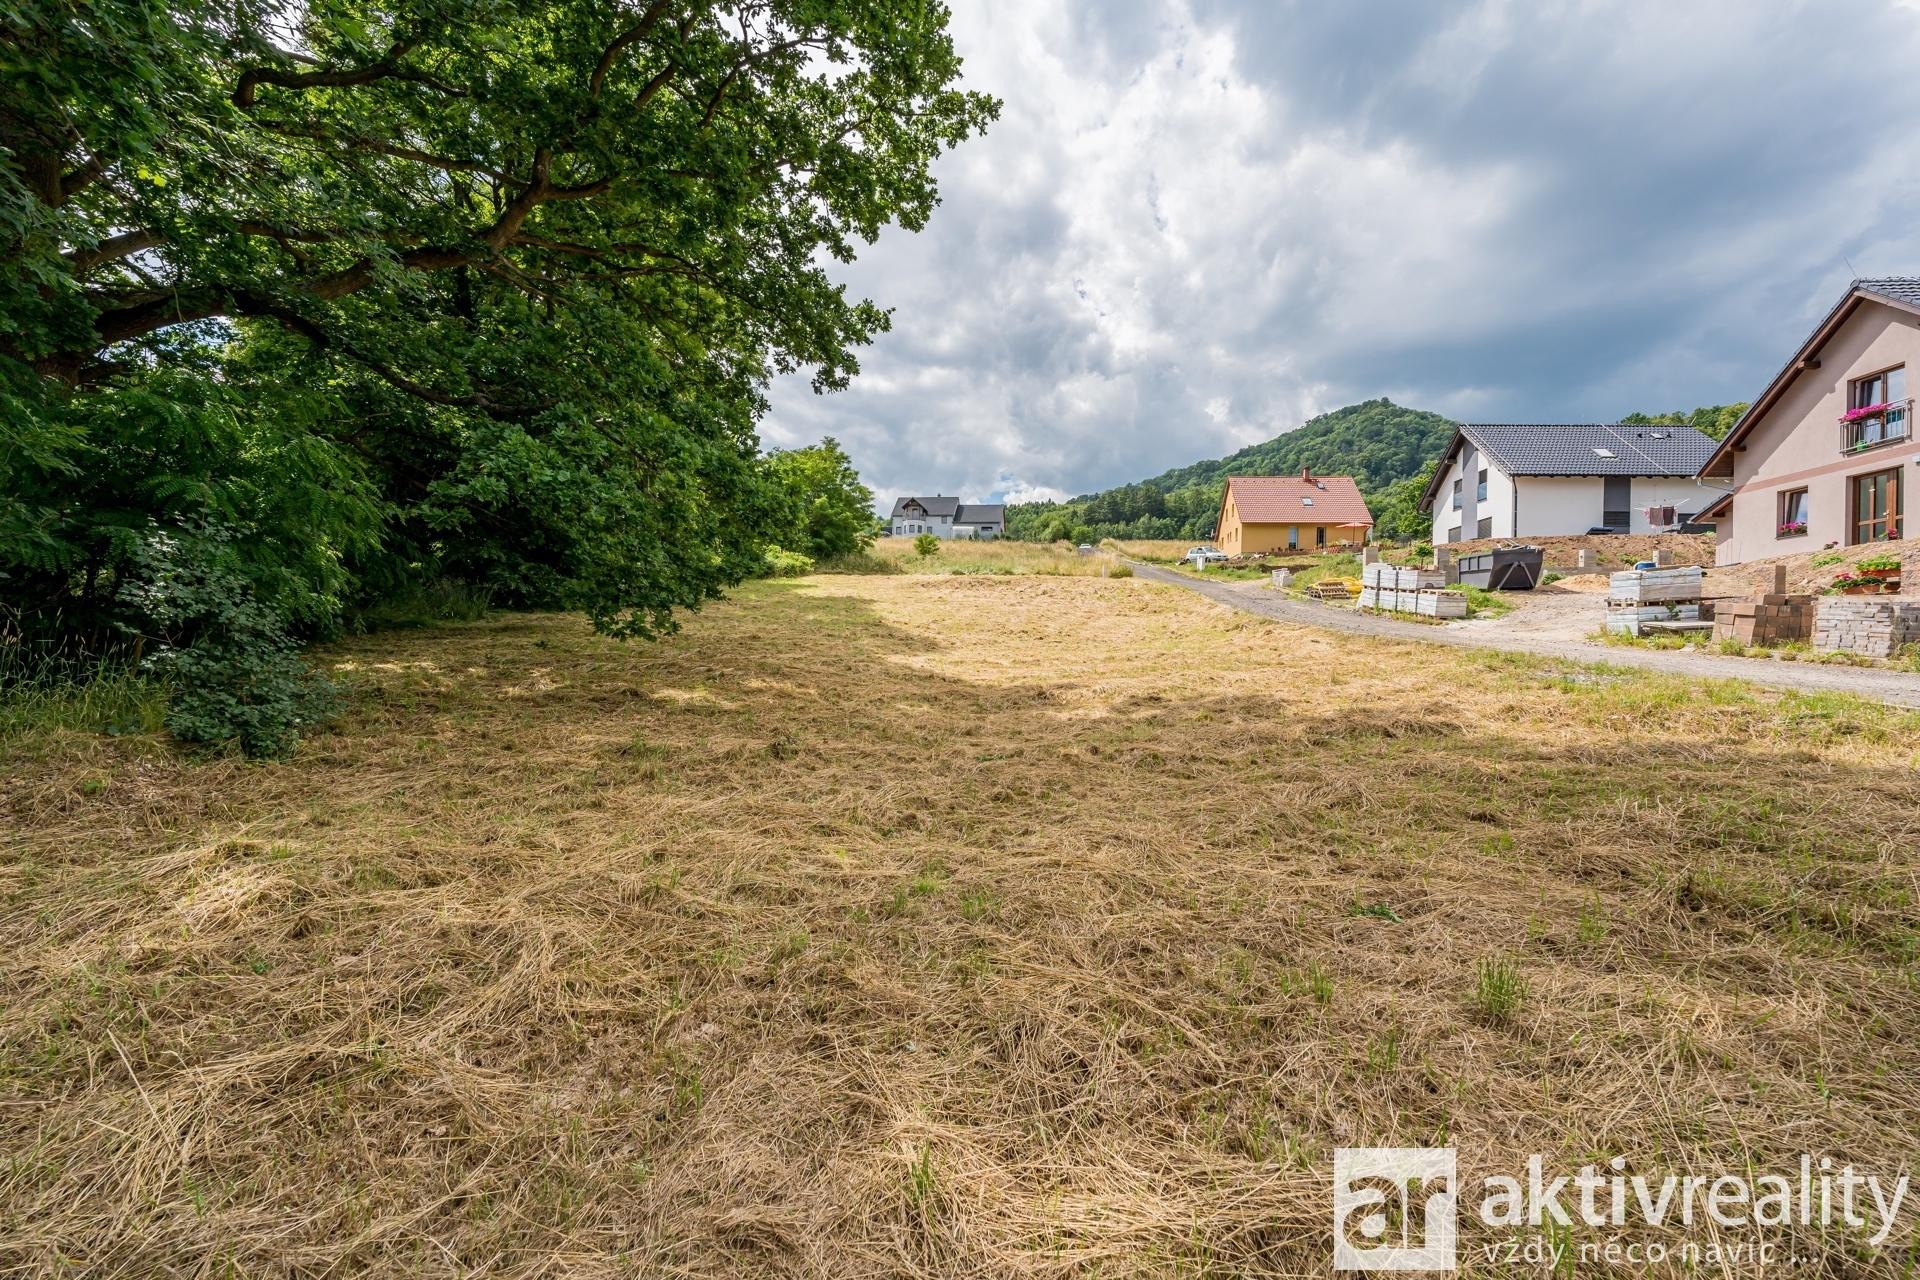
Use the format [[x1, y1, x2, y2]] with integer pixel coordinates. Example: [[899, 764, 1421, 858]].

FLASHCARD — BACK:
[[761, 545, 816, 578], [1005, 400, 1457, 542], [1620, 404, 1749, 440], [1368, 460, 1440, 542], [0, 1, 994, 731], [767, 438, 875, 559], [119, 526, 340, 758], [346, 579, 493, 633], [913, 533, 940, 558]]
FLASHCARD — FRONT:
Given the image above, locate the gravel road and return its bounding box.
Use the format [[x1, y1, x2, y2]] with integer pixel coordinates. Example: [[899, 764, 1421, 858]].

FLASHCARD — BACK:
[[1130, 561, 1920, 709]]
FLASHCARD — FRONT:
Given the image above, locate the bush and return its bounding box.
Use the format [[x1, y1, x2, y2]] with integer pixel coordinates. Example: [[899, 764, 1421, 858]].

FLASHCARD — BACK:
[[347, 579, 493, 632], [1108, 562, 1134, 578], [914, 533, 940, 558], [761, 545, 816, 577], [120, 525, 340, 759], [813, 550, 900, 575]]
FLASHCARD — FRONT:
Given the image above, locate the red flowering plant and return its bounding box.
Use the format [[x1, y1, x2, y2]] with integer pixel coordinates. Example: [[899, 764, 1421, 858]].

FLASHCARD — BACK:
[[1830, 570, 1880, 592]]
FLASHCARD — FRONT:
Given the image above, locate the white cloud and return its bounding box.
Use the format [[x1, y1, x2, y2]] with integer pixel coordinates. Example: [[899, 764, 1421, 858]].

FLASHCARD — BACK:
[[765, 0, 1920, 511]]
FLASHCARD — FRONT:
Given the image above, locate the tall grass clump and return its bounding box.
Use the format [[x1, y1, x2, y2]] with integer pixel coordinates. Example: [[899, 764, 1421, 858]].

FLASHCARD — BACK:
[[0, 627, 166, 744], [1472, 955, 1527, 1025]]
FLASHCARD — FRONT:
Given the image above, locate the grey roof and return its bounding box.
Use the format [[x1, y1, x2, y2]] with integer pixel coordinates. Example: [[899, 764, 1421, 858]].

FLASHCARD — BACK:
[[1460, 423, 1717, 477], [890, 495, 960, 518], [1854, 277, 1920, 309], [889, 497, 1004, 524], [1419, 422, 1719, 512]]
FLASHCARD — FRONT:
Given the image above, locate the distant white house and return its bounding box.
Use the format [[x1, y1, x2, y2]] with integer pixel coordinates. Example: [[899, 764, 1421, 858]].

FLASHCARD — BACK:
[[1417, 423, 1720, 544], [889, 496, 1005, 539]]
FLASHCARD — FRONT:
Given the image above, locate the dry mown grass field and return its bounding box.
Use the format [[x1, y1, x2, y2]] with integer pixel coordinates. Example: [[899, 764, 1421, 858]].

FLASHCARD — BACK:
[[6, 573, 1920, 1276]]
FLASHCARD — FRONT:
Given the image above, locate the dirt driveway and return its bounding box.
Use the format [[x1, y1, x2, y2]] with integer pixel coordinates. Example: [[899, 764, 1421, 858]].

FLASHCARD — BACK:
[[1130, 562, 1920, 708]]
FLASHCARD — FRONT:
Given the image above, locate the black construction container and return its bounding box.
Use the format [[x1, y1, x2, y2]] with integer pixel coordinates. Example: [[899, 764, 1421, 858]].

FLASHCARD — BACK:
[[1455, 545, 1544, 591]]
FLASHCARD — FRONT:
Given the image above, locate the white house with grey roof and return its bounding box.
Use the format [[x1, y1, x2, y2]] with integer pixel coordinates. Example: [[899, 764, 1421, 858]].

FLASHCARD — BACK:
[[889, 496, 1005, 539], [1417, 423, 1719, 544]]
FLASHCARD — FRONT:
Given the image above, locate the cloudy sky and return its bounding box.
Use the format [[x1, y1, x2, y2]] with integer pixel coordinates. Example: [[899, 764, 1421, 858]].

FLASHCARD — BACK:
[[762, 0, 1920, 509]]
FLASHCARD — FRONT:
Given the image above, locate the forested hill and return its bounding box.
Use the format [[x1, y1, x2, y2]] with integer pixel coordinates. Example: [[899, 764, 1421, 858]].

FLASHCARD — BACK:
[[1005, 399, 1459, 542]]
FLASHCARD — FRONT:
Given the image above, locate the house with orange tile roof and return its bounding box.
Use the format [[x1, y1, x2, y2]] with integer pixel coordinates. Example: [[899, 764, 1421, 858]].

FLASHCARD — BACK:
[[1212, 469, 1373, 555]]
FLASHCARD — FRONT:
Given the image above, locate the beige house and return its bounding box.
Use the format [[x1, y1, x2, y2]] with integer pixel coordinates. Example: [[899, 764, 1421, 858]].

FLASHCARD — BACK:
[[1701, 278, 1920, 564], [1213, 470, 1372, 555]]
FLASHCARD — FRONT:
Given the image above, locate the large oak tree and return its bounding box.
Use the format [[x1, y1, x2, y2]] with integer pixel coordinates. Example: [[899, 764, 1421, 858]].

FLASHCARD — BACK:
[[2, 1, 993, 644]]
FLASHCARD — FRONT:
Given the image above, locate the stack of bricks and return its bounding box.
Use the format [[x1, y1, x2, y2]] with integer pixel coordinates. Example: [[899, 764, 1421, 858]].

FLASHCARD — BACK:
[[1604, 566, 1703, 635], [1813, 598, 1920, 658], [1712, 565, 1814, 646], [1714, 597, 1814, 645]]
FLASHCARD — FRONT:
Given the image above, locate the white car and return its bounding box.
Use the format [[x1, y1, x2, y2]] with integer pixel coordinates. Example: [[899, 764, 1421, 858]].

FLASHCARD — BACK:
[[1185, 545, 1230, 563]]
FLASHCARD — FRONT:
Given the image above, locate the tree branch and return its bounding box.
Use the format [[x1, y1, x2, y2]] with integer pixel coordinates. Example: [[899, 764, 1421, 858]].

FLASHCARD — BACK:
[[65, 229, 165, 275], [590, 0, 674, 97], [232, 38, 464, 108]]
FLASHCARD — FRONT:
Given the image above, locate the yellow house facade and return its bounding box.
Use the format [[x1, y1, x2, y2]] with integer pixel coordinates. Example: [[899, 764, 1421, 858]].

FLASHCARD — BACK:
[[1214, 471, 1373, 556]]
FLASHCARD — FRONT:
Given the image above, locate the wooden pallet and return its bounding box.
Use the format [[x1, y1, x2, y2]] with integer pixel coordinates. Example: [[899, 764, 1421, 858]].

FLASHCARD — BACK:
[[1310, 582, 1354, 601]]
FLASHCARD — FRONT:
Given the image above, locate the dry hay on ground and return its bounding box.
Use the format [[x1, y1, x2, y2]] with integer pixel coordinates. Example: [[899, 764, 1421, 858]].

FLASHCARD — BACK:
[[4, 575, 1920, 1276], [826, 538, 1125, 577]]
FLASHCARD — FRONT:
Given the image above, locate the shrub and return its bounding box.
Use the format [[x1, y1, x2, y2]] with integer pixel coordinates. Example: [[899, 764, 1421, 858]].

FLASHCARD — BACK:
[[913, 533, 940, 558], [761, 545, 816, 578], [1108, 562, 1134, 578], [120, 525, 340, 758], [346, 579, 493, 632]]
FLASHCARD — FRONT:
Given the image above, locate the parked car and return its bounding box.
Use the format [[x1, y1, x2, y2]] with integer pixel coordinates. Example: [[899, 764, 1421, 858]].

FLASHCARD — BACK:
[[1185, 545, 1229, 563]]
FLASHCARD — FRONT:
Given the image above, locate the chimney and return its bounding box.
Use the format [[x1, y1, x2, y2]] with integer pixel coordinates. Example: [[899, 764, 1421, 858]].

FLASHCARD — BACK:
[[1300, 465, 1312, 482]]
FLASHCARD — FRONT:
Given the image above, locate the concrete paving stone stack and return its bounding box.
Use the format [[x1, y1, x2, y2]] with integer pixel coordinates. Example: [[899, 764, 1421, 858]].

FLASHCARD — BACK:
[[1412, 590, 1470, 618], [1813, 599, 1920, 658], [1361, 563, 1465, 616], [1606, 566, 1704, 635], [1608, 566, 1703, 605]]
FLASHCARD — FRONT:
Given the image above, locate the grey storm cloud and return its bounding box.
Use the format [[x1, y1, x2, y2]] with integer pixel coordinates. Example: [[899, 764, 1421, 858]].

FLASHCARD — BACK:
[[761, 0, 1920, 510]]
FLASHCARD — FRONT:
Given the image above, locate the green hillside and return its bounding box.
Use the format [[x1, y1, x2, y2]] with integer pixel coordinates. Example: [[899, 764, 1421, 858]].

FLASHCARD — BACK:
[[1005, 399, 1458, 543], [1621, 403, 1748, 440]]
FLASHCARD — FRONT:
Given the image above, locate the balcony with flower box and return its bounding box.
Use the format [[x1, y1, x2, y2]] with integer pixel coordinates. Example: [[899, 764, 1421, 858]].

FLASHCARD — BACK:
[[1840, 398, 1913, 454]]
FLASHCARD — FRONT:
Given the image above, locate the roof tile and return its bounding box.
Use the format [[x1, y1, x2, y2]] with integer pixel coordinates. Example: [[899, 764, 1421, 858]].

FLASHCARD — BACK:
[[1458, 423, 1717, 477], [1224, 474, 1372, 525]]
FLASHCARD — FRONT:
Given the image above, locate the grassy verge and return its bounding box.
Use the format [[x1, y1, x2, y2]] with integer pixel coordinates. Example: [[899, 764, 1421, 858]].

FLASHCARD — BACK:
[[819, 536, 1125, 576], [1604, 629, 1920, 671], [1456, 584, 1514, 618], [7, 577, 1920, 1274], [1103, 538, 1193, 562]]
